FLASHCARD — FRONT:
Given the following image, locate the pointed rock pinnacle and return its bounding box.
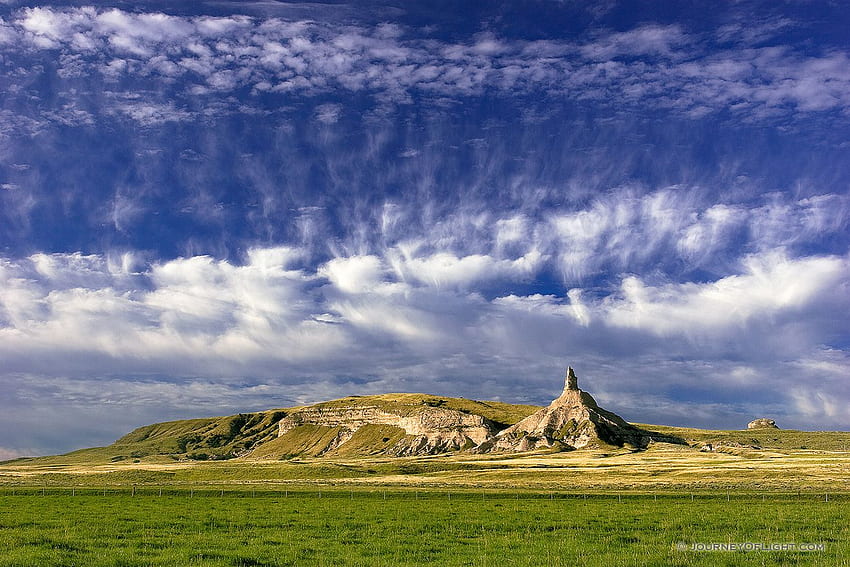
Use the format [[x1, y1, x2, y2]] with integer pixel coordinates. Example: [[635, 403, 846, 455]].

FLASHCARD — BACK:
[[565, 366, 578, 391], [484, 366, 654, 452]]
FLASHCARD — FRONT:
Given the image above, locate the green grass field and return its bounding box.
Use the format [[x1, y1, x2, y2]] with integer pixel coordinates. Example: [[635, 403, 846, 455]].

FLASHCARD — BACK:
[[0, 489, 846, 566]]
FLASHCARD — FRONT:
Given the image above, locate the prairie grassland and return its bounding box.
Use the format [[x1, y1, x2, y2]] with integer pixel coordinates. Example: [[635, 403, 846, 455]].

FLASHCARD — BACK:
[[3, 441, 850, 492], [0, 489, 847, 567]]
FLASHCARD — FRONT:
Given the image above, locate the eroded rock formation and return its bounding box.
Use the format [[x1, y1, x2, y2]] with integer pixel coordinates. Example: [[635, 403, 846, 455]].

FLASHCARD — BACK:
[[273, 367, 684, 457], [277, 403, 497, 456], [747, 418, 779, 429], [477, 367, 663, 452]]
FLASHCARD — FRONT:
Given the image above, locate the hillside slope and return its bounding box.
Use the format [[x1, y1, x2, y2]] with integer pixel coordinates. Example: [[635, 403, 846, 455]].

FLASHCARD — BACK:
[[12, 394, 542, 465]]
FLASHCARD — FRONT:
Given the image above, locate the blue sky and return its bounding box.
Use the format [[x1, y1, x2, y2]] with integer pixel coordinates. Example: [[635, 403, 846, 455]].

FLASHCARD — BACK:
[[1, 1, 849, 458]]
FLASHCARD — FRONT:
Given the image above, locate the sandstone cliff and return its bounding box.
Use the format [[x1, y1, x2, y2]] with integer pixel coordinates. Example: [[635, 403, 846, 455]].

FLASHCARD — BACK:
[[276, 401, 498, 456]]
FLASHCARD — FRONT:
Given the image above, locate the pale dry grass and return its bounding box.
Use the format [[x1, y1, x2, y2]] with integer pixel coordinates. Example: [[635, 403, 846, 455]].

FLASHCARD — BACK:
[[4, 441, 850, 491]]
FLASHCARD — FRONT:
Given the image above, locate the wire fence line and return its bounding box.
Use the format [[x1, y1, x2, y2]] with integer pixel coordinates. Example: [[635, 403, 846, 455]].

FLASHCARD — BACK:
[[0, 487, 842, 502]]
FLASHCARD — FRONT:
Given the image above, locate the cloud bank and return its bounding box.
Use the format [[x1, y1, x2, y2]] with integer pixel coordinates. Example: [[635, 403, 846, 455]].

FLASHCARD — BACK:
[[1, 239, 848, 454]]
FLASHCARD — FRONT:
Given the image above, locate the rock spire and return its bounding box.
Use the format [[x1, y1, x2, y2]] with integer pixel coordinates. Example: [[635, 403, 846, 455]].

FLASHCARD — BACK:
[[565, 366, 578, 390], [476, 366, 675, 452]]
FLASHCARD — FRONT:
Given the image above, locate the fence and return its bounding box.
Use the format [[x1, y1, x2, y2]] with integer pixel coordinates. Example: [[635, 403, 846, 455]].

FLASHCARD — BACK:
[[0, 486, 842, 503]]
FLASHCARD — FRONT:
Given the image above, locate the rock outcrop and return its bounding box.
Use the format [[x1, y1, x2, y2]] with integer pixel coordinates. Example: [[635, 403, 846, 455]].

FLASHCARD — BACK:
[[477, 367, 663, 452], [277, 403, 498, 456], [747, 418, 779, 430], [272, 367, 685, 457]]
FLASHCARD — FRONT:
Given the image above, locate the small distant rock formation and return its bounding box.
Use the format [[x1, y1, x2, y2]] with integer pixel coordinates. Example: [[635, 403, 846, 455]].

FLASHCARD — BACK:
[[477, 367, 665, 452], [747, 418, 779, 430]]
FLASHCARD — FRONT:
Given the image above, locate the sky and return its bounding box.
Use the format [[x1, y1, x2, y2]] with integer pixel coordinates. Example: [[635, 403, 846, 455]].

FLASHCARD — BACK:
[[1, 0, 849, 458]]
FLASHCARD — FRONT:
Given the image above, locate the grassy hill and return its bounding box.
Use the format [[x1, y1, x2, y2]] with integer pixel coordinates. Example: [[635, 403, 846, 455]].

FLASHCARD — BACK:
[[6, 393, 542, 466]]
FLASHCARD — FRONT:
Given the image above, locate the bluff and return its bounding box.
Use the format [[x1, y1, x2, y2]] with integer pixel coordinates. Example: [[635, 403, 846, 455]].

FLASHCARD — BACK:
[[248, 393, 539, 459], [275, 401, 496, 456]]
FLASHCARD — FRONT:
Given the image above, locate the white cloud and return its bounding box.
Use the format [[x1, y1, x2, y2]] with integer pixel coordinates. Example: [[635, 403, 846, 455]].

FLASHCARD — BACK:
[[493, 290, 590, 326], [18, 6, 85, 48], [749, 193, 850, 250], [330, 297, 437, 341], [314, 102, 343, 124], [603, 252, 848, 335], [0, 248, 333, 375], [494, 215, 530, 255], [109, 101, 194, 125], [0, 18, 17, 45], [545, 187, 850, 280], [580, 24, 688, 60], [4, 7, 849, 126], [319, 255, 385, 294], [677, 204, 747, 261], [391, 250, 542, 288]]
